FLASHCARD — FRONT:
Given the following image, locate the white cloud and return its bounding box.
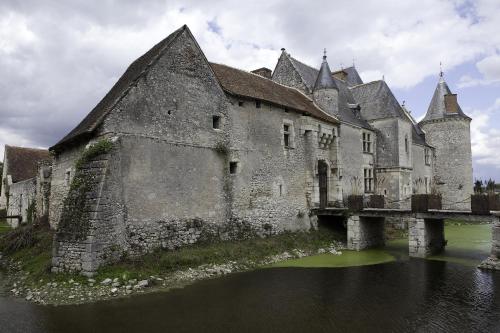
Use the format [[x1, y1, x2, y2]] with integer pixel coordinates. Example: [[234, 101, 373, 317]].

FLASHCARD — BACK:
[[0, 0, 500, 156], [457, 53, 500, 88], [469, 98, 500, 169]]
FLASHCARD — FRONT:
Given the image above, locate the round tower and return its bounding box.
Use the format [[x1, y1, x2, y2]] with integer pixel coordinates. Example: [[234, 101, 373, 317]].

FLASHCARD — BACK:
[[312, 49, 339, 116], [419, 74, 473, 210]]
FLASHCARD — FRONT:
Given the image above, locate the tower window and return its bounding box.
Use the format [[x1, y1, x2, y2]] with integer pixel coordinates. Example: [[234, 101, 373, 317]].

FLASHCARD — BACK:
[[255, 100, 261, 108], [405, 135, 409, 153], [238, 101, 244, 107], [364, 168, 373, 193], [212, 115, 221, 129], [229, 162, 238, 174], [362, 132, 372, 153]]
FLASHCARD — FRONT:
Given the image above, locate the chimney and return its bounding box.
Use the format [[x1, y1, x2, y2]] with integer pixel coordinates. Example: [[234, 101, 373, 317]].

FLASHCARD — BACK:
[[444, 94, 458, 113], [332, 69, 348, 81], [251, 67, 272, 79]]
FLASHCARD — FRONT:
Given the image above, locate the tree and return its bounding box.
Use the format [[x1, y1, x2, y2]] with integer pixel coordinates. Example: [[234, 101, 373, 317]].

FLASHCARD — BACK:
[[474, 179, 483, 194], [486, 178, 496, 194]]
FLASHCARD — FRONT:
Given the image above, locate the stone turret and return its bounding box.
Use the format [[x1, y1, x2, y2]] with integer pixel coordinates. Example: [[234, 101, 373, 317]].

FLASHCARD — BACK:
[[419, 73, 473, 210], [313, 50, 339, 115]]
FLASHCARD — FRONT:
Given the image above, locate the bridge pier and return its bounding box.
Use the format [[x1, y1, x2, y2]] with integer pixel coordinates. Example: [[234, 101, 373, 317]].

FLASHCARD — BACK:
[[479, 215, 500, 270], [408, 217, 446, 258], [347, 215, 385, 251]]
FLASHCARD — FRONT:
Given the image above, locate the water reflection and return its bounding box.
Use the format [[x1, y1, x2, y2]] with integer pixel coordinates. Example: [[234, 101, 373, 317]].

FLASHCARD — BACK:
[[1, 261, 499, 332]]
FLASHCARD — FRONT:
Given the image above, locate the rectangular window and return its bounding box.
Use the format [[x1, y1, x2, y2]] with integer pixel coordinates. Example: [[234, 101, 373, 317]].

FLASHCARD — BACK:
[[364, 168, 374, 193], [283, 124, 290, 147], [255, 100, 261, 108], [212, 115, 221, 129], [424, 148, 430, 165], [229, 162, 238, 174], [65, 169, 71, 186], [362, 132, 371, 153]]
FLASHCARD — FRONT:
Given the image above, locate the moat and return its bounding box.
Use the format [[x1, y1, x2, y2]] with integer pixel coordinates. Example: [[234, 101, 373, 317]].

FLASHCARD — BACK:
[[1, 224, 499, 333]]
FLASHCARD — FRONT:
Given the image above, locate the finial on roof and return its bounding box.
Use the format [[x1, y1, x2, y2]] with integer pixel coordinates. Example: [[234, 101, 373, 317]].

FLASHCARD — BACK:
[[340, 62, 344, 70], [281, 48, 285, 52], [382, 74, 385, 81], [352, 57, 356, 68], [323, 48, 327, 61], [402, 100, 406, 107], [439, 61, 444, 78]]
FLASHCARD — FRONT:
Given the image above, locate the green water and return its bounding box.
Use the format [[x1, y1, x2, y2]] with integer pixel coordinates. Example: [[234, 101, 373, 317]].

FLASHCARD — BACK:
[[272, 224, 492, 268]]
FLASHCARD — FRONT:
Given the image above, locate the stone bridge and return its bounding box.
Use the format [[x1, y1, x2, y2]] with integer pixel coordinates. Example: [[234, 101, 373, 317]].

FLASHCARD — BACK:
[[311, 208, 500, 270]]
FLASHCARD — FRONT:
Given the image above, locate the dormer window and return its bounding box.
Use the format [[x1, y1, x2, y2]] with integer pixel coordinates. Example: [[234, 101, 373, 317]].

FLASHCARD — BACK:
[[362, 132, 372, 153]]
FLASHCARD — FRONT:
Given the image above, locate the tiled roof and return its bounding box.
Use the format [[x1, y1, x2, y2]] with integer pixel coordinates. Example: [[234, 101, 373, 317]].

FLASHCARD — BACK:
[[210, 63, 339, 124], [4, 146, 51, 183]]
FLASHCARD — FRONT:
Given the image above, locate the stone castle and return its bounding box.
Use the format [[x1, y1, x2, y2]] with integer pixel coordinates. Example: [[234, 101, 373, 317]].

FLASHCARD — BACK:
[[0, 25, 473, 275]]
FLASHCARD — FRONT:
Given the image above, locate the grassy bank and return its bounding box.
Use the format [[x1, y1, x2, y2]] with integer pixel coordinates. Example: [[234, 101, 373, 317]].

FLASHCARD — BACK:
[[0, 225, 345, 285], [97, 227, 344, 280], [0, 218, 10, 235]]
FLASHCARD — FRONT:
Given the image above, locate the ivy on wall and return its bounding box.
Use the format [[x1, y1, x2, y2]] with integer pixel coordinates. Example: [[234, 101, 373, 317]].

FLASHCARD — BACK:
[[58, 139, 113, 240]]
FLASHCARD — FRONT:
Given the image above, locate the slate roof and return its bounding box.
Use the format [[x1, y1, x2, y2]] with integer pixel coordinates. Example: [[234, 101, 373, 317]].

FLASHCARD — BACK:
[[420, 77, 471, 123], [350, 80, 431, 146], [51, 25, 188, 151], [314, 57, 338, 90], [342, 66, 364, 86], [4, 146, 51, 183], [350, 80, 406, 120], [286, 55, 370, 129], [210, 63, 339, 125]]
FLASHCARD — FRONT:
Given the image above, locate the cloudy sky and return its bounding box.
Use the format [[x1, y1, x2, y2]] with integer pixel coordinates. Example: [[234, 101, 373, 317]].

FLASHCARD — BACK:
[[0, 0, 499, 180]]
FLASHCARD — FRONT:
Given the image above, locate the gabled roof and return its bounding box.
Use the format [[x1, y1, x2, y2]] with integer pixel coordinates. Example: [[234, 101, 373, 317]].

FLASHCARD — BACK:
[[210, 63, 339, 125], [288, 56, 320, 92], [51, 25, 188, 151], [350, 80, 407, 120], [4, 146, 51, 183], [284, 55, 370, 129], [342, 66, 364, 87], [420, 77, 471, 123]]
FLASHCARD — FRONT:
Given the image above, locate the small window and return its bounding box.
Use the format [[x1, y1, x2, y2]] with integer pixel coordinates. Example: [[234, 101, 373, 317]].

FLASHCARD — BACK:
[[212, 115, 221, 129], [284, 108, 289, 113], [238, 101, 244, 107], [364, 168, 374, 193], [284, 124, 290, 147], [255, 100, 261, 108], [229, 162, 238, 174], [424, 148, 430, 165], [65, 169, 71, 186], [405, 135, 409, 153], [362, 132, 372, 153], [279, 184, 283, 196]]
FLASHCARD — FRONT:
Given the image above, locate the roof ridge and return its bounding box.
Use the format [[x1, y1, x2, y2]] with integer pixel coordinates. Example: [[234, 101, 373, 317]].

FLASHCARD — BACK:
[[211, 62, 316, 93], [349, 80, 383, 89]]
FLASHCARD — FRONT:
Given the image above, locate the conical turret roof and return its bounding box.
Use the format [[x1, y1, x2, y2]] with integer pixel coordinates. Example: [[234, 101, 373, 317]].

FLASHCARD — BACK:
[[420, 76, 470, 123], [314, 52, 338, 90]]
